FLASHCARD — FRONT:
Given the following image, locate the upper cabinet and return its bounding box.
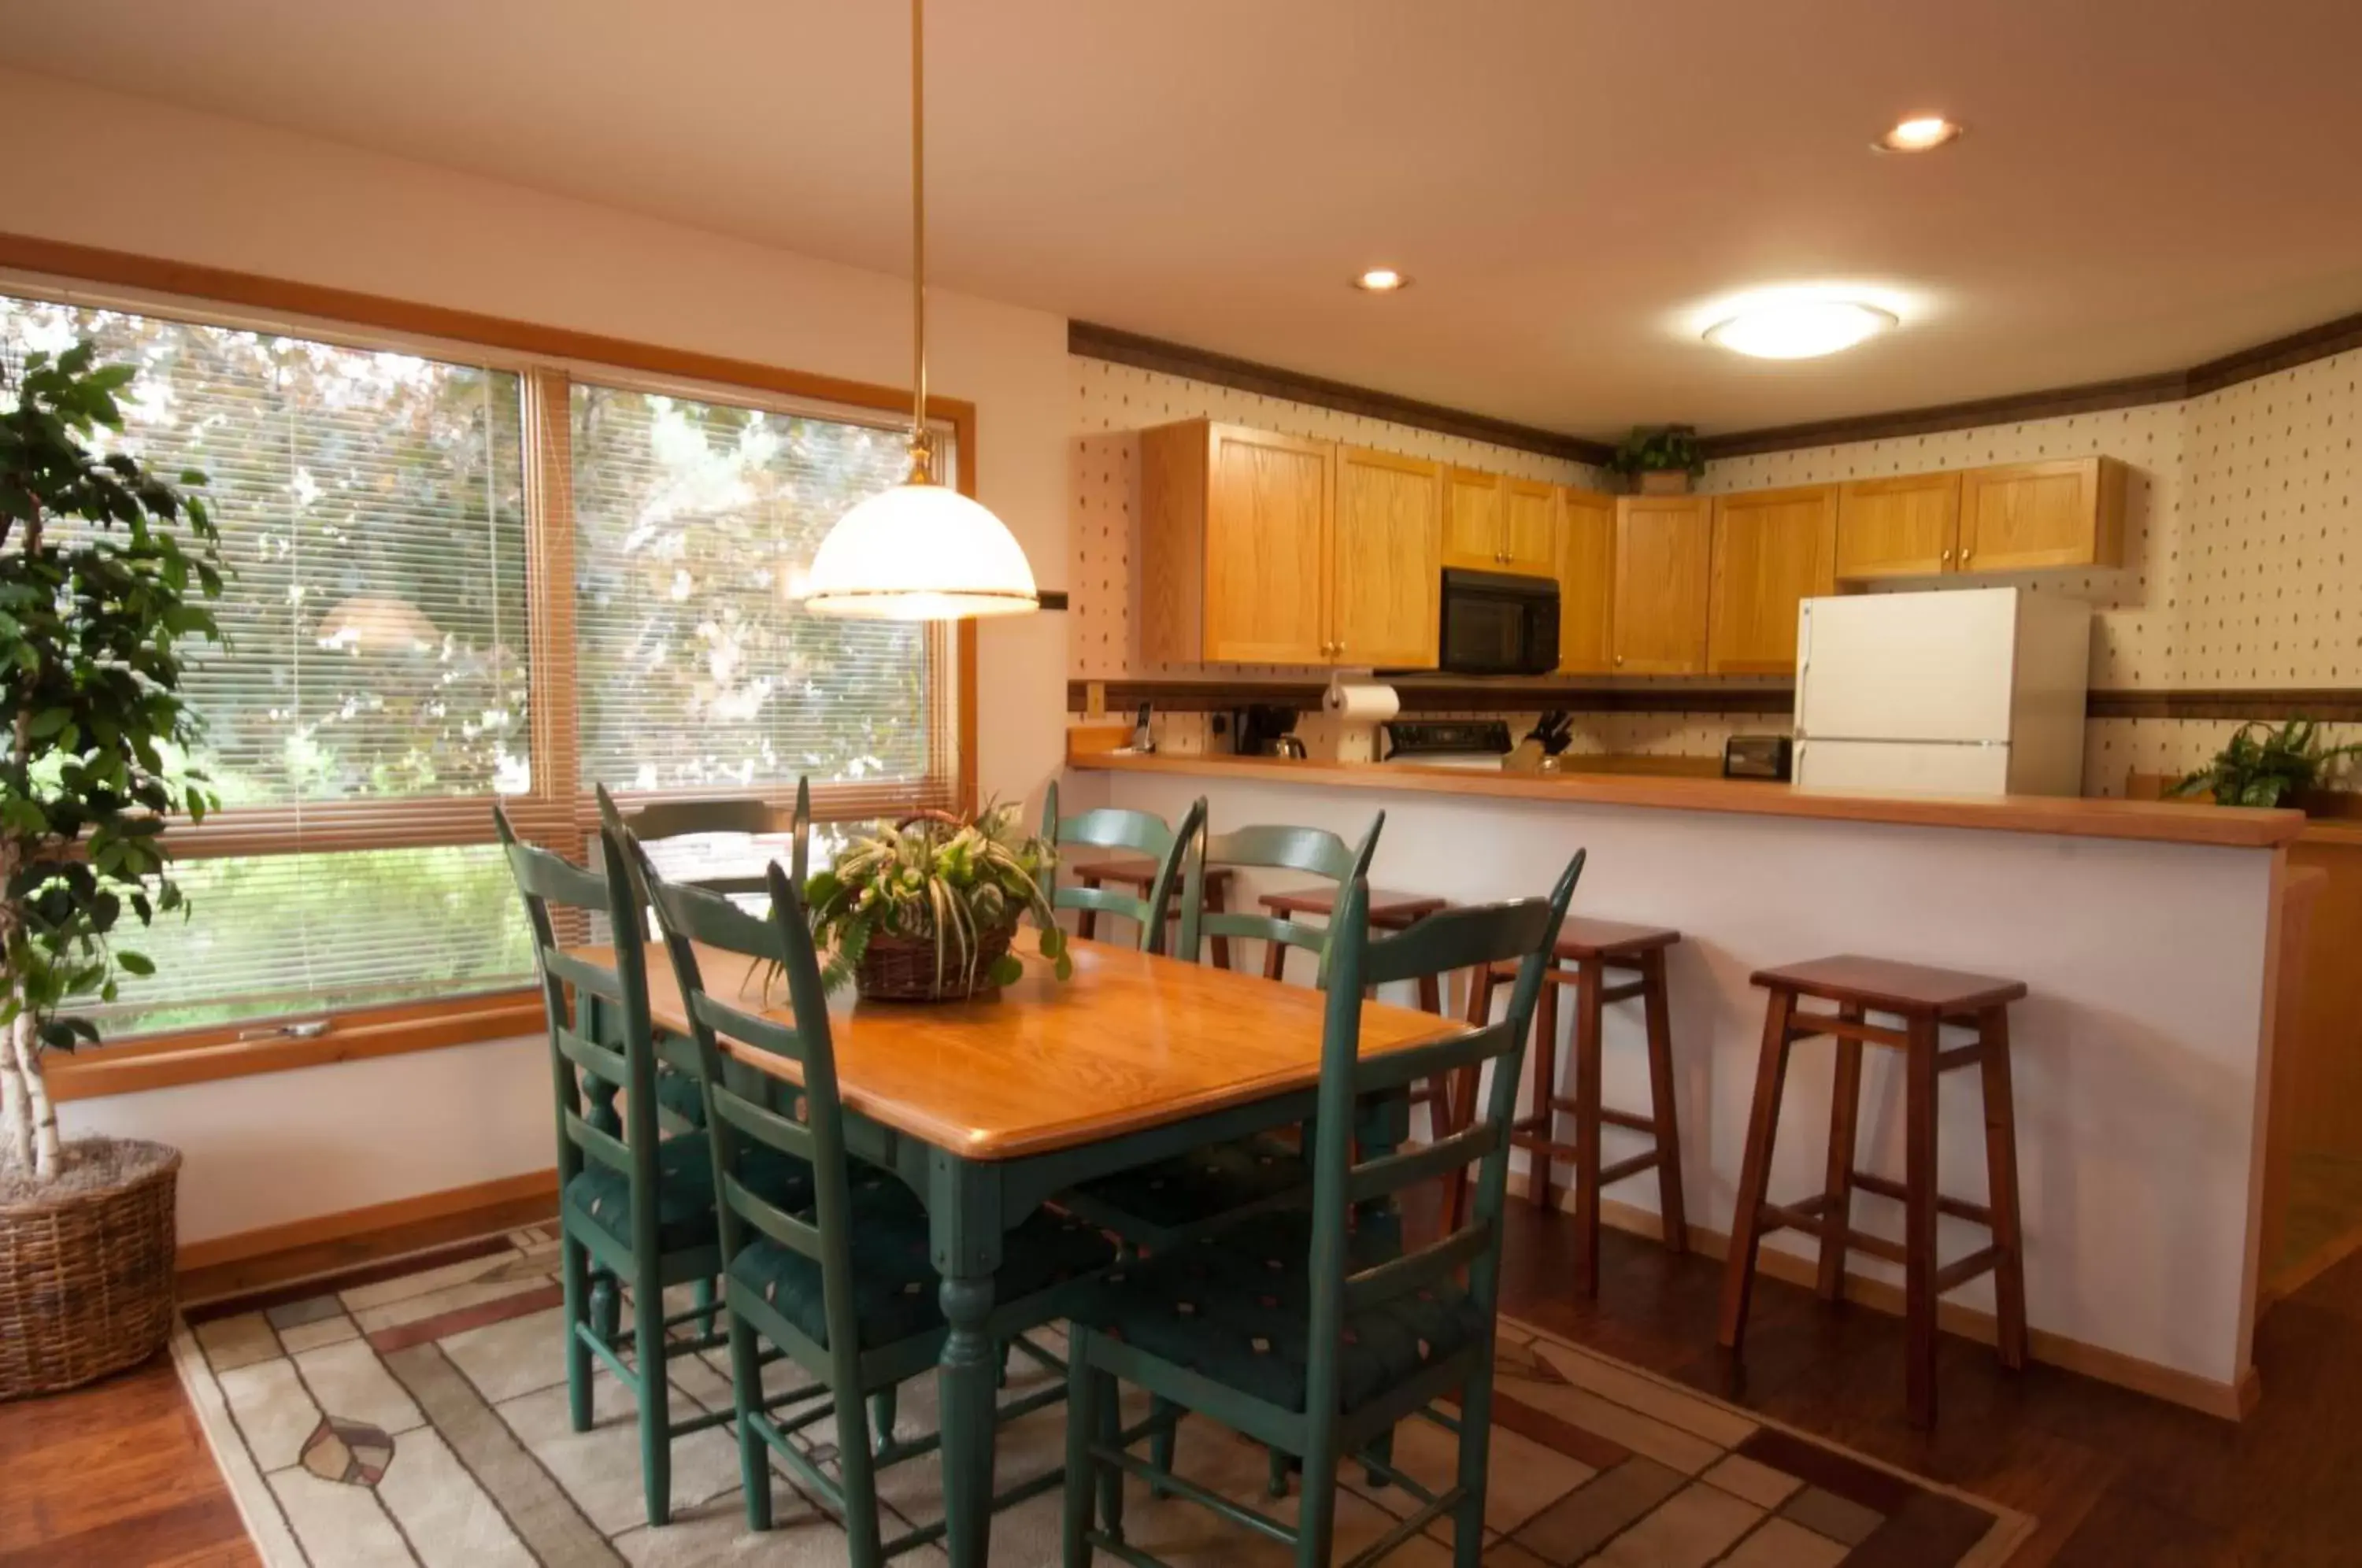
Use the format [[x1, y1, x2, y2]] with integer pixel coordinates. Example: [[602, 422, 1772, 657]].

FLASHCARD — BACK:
[[1136, 414, 2131, 677], [1138, 420, 1442, 669], [1499, 479, 1561, 575], [1331, 446, 1444, 668], [1556, 489, 1616, 675], [1442, 468, 1557, 575], [1612, 495, 1713, 674], [1958, 457, 2127, 572], [1441, 467, 1504, 571], [1836, 472, 1960, 580], [1708, 485, 1838, 675]]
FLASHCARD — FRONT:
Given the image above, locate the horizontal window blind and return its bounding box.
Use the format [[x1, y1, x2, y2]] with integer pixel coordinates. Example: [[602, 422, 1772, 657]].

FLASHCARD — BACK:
[[1, 299, 533, 811], [79, 846, 533, 1036], [568, 381, 953, 816], [4, 294, 539, 1037]]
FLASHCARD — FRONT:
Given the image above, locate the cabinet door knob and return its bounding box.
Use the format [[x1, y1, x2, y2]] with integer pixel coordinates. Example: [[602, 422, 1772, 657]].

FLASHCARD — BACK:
[[1614, 654, 1625, 666], [1942, 548, 1953, 563]]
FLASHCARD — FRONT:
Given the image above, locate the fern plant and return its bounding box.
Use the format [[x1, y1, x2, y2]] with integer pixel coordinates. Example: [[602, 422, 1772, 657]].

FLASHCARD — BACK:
[[2168, 718, 2361, 808], [802, 804, 1069, 994]]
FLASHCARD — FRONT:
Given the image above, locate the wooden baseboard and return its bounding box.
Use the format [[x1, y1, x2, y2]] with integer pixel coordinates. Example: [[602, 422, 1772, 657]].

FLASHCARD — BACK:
[[1506, 1170, 2255, 1422], [176, 1170, 558, 1304]]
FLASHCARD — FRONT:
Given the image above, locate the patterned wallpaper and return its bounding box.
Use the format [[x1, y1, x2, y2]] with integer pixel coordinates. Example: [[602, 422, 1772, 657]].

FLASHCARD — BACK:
[[1068, 346, 2362, 795]]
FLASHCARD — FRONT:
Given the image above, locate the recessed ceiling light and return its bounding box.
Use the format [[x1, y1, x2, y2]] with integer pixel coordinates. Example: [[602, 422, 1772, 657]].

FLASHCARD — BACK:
[[1876, 115, 1962, 153], [1705, 298, 1898, 359], [1353, 268, 1411, 292]]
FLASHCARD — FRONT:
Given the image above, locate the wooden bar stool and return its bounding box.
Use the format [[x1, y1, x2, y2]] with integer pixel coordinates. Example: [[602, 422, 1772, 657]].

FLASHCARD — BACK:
[[1457, 918, 1686, 1294], [1258, 886, 1453, 1138], [1717, 955, 2031, 1429], [1073, 858, 1235, 968]]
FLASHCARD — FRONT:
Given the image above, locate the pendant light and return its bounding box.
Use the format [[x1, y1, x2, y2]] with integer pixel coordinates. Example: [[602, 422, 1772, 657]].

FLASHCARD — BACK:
[[800, 0, 1039, 619]]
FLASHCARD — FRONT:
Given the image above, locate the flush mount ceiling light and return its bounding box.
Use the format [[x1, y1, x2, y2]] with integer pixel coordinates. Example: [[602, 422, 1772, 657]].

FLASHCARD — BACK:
[[1876, 114, 1962, 153], [1704, 296, 1899, 359], [801, 0, 1038, 620], [1353, 268, 1412, 292]]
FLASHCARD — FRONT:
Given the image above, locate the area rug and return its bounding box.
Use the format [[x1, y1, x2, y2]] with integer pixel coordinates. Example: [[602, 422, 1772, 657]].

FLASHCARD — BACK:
[[174, 1228, 2033, 1566]]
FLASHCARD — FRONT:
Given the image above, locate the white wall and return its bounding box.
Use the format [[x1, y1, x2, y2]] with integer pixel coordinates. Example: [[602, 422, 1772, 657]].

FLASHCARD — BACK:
[[0, 67, 1071, 1241], [1094, 765, 2277, 1390]]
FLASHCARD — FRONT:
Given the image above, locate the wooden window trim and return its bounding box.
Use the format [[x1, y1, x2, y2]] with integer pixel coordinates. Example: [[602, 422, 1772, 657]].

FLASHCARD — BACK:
[[2, 231, 984, 1084], [45, 990, 545, 1102]]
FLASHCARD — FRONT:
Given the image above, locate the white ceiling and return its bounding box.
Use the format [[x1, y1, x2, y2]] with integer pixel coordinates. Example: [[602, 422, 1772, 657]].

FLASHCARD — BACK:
[[7, 0, 2361, 439]]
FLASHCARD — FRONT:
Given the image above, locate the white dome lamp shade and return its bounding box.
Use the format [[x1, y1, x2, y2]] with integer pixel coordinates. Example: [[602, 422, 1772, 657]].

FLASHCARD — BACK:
[[802, 479, 1038, 619], [799, 0, 1039, 622]]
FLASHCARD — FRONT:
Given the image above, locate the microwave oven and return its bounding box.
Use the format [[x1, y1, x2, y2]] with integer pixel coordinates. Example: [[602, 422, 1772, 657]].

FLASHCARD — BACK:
[[1437, 568, 1560, 676]]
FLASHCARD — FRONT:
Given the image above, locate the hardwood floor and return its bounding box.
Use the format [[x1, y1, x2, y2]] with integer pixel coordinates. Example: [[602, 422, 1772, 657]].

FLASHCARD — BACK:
[[6, 1201, 2361, 1563]]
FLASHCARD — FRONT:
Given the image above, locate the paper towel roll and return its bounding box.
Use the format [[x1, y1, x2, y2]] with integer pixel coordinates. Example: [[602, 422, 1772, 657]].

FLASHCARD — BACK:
[[1323, 678, 1401, 723]]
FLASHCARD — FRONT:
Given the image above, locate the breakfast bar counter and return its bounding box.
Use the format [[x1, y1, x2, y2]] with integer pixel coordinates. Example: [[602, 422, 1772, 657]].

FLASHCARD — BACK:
[[1065, 749, 2310, 1419], [1074, 750, 2305, 849]]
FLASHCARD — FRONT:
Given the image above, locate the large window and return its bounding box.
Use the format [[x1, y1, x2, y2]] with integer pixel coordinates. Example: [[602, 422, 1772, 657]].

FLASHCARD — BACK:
[[569, 382, 944, 804], [2, 286, 957, 1042]]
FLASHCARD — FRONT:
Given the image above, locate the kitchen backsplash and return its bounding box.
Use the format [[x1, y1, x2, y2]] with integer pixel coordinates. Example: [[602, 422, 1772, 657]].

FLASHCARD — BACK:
[[1068, 345, 2362, 795]]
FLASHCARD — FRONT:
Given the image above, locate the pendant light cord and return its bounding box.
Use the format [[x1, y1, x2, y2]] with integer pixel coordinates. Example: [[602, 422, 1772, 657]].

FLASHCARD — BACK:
[[909, 0, 930, 482]]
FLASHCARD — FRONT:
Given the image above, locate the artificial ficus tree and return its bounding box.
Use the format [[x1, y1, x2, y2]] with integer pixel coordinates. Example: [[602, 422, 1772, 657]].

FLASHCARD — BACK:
[[0, 342, 221, 1180]]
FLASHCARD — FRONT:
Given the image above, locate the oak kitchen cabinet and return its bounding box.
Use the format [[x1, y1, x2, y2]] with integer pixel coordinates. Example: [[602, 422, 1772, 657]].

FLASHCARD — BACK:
[[1138, 419, 1442, 668], [1836, 471, 1961, 580], [1707, 484, 1838, 674], [1611, 495, 1712, 674], [1556, 488, 1616, 674], [1958, 457, 2127, 572], [1442, 468, 1558, 575], [1330, 445, 1444, 667]]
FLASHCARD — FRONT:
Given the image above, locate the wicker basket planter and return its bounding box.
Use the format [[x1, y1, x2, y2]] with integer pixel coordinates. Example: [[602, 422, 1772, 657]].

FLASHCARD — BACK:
[[0, 1138, 182, 1401], [855, 919, 1019, 1003]]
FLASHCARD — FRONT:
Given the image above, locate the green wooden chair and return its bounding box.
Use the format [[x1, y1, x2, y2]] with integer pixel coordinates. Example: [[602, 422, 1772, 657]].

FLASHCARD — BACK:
[[1059, 812, 1385, 1256], [639, 854, 1117, 1562], [492, 807, 817, 1529], [1039, 780, 1202, 956], [594, 782, 811, 1131], [1061, 854, 1584, 1568], [612, 775, 813, 900]]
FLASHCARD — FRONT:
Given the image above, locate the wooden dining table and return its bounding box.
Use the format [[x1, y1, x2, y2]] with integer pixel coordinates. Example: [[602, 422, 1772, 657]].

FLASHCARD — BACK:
[[567, 930, 1470, 1567]]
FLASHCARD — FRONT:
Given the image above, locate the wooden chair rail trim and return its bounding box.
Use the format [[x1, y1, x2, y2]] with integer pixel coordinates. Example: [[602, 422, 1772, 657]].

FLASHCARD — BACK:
[[1075, 753, 2305, 848], [46, 992, 543, 1102]]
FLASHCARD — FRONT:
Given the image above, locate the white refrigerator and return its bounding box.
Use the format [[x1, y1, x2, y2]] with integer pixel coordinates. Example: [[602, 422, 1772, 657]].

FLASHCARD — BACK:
[[1792, 587, 2092, 797]]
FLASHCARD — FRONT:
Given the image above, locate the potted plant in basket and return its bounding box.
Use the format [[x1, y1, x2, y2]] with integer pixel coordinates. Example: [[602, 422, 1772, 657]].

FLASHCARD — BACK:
[[803, 805, 1070, 1001], [1, 342, 222, 1399], [2168, 718, 2361, 811], [1609, 424, 1707, 495]]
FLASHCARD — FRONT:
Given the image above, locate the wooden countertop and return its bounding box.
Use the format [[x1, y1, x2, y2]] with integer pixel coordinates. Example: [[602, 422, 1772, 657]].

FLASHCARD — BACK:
[[1072, 751, 2305, 849]]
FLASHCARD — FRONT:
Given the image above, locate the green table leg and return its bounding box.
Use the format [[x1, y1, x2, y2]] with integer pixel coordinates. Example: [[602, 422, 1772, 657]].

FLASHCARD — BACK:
[[930, 1152, 1005, 1568]]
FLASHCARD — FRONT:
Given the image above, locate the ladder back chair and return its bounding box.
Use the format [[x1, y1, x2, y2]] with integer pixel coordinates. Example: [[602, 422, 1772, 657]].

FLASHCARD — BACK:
[[1061, 853, 1585, 1568], [639, 856, 1116, 1562], [594, 782, 812, 1134], [494, 808, 813, 1528], [1057, 812, 1386, 1257], [1038, 780, 1202, 956], [610, 775, 812, 899]]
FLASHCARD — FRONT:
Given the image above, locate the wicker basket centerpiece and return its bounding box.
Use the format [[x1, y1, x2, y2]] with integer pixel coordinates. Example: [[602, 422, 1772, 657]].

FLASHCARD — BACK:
[[804, 805, 1071, 1004]]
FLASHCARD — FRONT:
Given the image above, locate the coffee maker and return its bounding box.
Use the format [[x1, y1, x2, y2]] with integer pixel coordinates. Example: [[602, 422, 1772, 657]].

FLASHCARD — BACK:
[[1231, 703, 1308, 759]]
